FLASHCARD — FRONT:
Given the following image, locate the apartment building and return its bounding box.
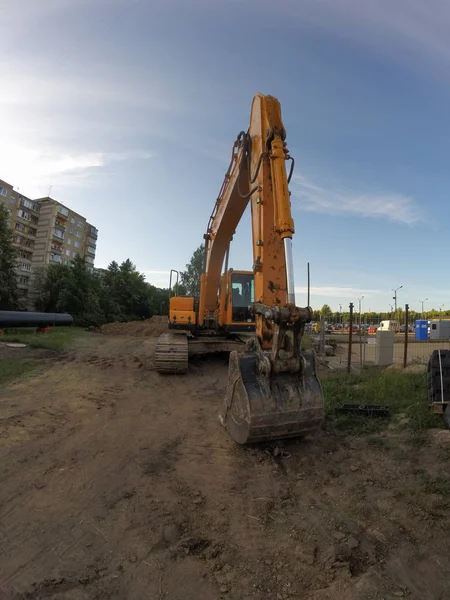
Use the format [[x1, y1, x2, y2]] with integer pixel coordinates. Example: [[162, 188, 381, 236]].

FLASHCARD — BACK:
[[0, 178, 41, 300], [0, 178, 98, 304], [33, 197, 98, 270]]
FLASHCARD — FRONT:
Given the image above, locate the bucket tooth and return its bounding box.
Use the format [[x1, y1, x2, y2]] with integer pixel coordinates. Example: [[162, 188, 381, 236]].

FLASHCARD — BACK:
[[219, 349, 324, 444]]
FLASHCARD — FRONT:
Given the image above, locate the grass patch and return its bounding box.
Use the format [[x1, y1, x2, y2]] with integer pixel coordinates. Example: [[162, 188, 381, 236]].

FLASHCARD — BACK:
[[323, 367, 442, 434], [366, 435, 389, 448], [0, 327, 86, 351], [422, 474, 450, 498], [0, 359, 35, 384]]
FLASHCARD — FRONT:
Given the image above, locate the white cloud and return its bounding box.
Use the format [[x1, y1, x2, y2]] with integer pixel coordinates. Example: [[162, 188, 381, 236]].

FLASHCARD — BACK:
[[291, 173, 422, 225], [0, 147, 152, 197]]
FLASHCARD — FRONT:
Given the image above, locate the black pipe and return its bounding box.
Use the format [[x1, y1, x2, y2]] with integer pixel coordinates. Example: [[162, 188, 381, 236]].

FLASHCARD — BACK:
[[0, 311, 73, 328]]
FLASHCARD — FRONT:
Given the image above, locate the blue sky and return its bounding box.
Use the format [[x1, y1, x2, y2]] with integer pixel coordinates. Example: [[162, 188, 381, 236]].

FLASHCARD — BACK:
[[1, 0, 450, 312]]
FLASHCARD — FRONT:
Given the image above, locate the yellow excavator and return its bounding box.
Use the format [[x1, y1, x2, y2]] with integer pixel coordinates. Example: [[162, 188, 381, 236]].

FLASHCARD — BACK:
[[155, 93, 324, 444]]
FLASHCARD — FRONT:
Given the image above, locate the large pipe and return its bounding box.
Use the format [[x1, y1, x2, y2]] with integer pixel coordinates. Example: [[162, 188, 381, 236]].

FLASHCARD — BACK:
[[0, 311, 73, 328], [283, 237, 295, 305]]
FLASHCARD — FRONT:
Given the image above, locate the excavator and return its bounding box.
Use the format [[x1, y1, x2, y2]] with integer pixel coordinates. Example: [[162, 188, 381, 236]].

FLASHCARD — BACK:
[[155, 93, 324, 444]]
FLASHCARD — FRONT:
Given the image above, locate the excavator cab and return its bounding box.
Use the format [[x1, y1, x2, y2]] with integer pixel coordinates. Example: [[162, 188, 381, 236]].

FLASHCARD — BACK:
[[222, 270, 255, 331]]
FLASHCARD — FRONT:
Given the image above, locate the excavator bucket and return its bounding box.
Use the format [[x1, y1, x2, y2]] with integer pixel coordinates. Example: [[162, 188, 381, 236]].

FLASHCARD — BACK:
[[219, 348, 324, 444]]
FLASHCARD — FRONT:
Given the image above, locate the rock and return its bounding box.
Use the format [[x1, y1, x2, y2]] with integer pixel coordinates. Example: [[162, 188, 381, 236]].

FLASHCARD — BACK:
[[162, 523, 180, 543], [332, 531, 347, 542], [294, 543, 316, 565], [431, 430, 450, 446], [127, 554, 137, 563], [368, 529, 387, 544], [347, 536, 359, 550], [220, 585, 228, 594], [193, 497, 204, 505], [264, 559, 272, 566], [350, 465, 359, 472]]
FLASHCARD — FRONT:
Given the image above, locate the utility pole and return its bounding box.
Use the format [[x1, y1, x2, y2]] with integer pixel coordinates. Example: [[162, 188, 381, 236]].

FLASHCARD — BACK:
[[391, 285, 403, 314], [420, 298, 428, 317], [339, 303, 342, 324]]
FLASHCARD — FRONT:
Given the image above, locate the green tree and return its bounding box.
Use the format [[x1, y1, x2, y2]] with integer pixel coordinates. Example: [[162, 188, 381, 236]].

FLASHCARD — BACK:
[[320, 304, 332, 317], [180, 244, 204, 296], [33, 263, 70, 312], [0, 203, 19, 309]]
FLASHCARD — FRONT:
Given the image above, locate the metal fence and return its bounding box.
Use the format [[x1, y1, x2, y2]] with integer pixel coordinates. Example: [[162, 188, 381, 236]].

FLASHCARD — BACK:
[[311, 303, 450, 371]]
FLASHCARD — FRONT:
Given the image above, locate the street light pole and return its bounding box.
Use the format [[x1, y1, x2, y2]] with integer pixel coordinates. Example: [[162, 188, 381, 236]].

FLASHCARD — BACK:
[[339, 303, 342, 325], [420, 298, 428, 317], [439, 304, 444, 315], [358, 296, 364, 365], [391, 285, 403, 314]]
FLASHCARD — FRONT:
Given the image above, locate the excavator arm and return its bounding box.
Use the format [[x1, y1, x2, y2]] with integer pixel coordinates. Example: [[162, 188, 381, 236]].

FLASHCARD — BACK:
[[199, 93, 324, 443], [200, 94, 298, 341]]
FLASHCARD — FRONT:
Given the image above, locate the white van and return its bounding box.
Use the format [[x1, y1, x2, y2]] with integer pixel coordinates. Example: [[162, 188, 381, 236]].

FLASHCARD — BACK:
[[378, 320, 399, 333]]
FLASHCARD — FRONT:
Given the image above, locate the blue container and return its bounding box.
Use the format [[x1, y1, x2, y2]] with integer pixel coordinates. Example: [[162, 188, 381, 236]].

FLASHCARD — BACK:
[[415, 319, 428, 341]]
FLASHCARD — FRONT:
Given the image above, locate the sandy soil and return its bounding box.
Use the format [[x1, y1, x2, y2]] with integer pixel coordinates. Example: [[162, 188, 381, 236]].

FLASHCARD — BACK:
[[1, 327, 450, 600]]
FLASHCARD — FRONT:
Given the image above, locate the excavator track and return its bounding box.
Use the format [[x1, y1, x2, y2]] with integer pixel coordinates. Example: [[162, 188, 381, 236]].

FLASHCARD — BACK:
[[154, 332, 189, 374]]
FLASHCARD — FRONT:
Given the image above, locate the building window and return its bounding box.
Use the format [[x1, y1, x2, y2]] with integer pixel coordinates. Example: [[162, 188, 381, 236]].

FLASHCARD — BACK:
[[68, 238, 72, 245], [0, 188, 7, 196], [65, 249, 70, 256], [10, 196, 15, 204], [54, 227, 64, 239], [87, 246, 96, 255], [74, 241, 80, 248], [72, 251, 78, 258], [76, 230, 81, 237], [69, 227, 73, 233], [77, 220, 83, 227], [58, 206, 69, 216], [20, 263, 31, 271]]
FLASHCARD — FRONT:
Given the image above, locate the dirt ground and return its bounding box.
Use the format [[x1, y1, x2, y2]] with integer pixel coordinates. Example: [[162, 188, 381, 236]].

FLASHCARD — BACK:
[[1, 324, 450, 600]]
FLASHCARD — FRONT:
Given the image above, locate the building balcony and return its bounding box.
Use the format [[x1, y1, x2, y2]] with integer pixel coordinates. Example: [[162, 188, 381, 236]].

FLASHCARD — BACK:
[[52, 230, 65, 242], [51, 244, 63, 253], [19, 198, 40, 213], [15, 226, 37, 239]]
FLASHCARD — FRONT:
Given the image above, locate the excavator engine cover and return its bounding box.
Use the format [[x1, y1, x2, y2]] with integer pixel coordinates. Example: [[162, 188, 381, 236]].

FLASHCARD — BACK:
[[220, 348, 324, 444]]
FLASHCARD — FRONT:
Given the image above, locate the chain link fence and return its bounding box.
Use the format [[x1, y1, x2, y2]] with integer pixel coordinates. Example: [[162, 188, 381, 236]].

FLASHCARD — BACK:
[[309, 303, 450, 371]]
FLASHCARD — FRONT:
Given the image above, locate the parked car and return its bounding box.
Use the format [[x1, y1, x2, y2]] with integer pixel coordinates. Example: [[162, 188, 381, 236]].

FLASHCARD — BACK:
[[368, 325, 378, 334]]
